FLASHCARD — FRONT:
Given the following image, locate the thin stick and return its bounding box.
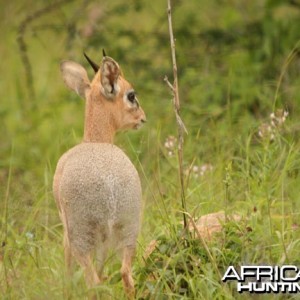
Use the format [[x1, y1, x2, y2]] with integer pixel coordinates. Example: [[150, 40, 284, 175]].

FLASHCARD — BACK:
[[165, 0, 188, 229]]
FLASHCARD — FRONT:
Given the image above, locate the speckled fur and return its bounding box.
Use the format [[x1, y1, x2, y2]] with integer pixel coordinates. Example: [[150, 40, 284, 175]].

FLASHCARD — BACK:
[[54, 143, 141, 255]]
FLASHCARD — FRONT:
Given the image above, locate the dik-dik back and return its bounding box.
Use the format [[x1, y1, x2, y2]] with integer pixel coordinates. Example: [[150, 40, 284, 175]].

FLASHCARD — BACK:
[[53, 52, 146, 297]]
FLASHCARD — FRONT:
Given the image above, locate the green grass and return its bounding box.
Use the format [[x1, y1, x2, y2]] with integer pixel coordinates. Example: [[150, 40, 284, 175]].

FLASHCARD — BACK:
[[1, 0, 300, 299]]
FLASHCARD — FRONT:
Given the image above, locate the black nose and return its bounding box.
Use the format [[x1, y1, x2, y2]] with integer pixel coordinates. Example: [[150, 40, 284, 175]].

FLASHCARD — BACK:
[[141, 118, 147, 123]]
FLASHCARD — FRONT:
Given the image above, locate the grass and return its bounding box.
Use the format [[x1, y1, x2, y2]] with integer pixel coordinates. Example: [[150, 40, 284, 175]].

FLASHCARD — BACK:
[[1, 0, 300, 299]]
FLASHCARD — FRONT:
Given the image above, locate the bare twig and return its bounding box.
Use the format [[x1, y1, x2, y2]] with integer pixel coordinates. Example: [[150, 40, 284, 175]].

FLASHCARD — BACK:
[[17, 0, 73, 102], [165, 0, 188, 229], [164, 76, 174, 92]]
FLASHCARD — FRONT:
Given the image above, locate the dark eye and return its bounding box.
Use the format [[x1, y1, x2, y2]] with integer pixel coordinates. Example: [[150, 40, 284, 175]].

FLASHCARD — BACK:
[[127, 92, 135, 103]]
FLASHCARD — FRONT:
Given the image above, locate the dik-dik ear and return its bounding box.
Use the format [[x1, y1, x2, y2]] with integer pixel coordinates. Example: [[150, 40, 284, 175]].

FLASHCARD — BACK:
[[100, 57, 121, 99], [60, 61, 91, 99]]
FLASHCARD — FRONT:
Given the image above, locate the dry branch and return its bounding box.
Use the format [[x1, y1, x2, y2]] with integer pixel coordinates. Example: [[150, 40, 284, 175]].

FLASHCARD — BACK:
[[165, 0, 188, 229]]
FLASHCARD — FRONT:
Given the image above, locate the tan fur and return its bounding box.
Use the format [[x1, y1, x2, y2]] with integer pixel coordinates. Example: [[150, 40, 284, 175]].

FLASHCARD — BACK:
[[53, 54, 146, 297], [84, 71, 145, 143]]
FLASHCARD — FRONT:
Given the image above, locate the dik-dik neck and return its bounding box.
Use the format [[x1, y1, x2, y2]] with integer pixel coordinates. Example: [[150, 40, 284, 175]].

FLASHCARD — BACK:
[[83, 93, 117, 144]]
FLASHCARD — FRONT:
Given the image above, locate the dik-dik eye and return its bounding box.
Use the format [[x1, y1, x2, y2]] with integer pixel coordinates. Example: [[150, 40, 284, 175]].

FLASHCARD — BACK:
[[127, 91, 136, 103], [125, 90, 140, 108]]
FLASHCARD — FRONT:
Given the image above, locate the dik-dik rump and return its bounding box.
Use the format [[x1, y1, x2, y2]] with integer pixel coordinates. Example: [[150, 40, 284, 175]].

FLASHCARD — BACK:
[[53, 51, 146, 297]]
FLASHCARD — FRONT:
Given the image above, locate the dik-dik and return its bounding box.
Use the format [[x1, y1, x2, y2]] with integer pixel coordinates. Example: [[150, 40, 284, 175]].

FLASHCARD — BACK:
[[53, 51, 146, 297]]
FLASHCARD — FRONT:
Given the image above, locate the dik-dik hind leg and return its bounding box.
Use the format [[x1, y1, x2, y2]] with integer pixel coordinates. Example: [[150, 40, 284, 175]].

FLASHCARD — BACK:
[[96, 241, 109, 281], [59, 203, 73, 279], [73, 250, 101, 287], [120, 246, 136, 299], [63, 231, 72, 277]]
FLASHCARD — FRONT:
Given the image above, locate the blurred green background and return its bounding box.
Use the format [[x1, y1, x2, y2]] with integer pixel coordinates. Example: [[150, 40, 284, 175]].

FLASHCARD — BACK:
[[1, 0, 300, 299]]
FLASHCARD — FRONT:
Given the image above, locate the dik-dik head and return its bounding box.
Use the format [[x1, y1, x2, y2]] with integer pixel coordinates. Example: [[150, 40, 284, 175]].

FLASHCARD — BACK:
[[60, 51, 146, 132]]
